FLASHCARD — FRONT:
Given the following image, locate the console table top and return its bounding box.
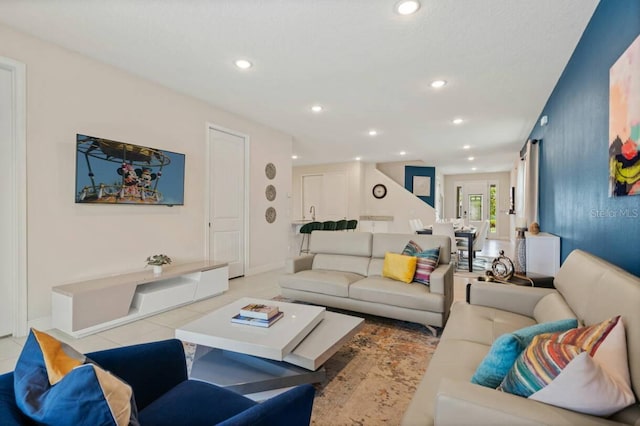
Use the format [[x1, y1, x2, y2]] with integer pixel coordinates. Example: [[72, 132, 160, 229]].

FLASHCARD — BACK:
[[53, 260, 228, 296]]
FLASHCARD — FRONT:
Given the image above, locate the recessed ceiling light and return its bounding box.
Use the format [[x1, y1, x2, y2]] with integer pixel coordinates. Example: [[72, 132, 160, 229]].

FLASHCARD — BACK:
[[368, 129, 378, 136], [430, 80, 447, 89], [396, 0, 421, 15], [463, 145, 471, 150], [311, 105, 323, 113], [468, 156, 475, 161], [400, 151, 406, 156], [291, 155, 298, 160], [355, 157, 362, 161], [234, 59, 252, 69], [453, 118, 464, 125], [472, 167, 477, 171]]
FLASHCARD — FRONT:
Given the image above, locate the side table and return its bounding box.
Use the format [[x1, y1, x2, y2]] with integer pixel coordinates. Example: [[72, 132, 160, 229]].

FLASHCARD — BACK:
[[465, 273, 555, 303]]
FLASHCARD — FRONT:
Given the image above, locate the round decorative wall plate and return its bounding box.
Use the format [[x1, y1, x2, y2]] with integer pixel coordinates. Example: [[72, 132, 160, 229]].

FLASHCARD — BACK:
[[265, 185, 276, 201], [372, 183, 387, 199], [265, 207, 277, 223], [265, 163, 276, 180]]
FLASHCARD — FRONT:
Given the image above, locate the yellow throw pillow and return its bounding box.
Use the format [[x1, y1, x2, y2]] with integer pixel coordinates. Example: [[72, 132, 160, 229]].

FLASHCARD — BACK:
[[382, 252, 417, 283]]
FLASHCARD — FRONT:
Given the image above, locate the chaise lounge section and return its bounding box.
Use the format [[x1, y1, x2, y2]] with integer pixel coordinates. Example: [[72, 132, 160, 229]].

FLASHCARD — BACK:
[[402, 249, 640, 425]]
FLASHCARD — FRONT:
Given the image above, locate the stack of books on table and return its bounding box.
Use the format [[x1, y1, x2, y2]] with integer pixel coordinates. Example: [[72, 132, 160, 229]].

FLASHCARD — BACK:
[[231, 303, 283, 328]]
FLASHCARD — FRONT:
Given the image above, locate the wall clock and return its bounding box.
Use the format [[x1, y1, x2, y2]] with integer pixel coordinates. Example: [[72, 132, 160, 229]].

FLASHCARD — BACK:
[[372, 184, 387, 199]]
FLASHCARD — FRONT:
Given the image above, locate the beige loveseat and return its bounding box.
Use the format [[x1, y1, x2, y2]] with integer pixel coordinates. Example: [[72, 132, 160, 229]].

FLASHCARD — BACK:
[[279, 231, 454, 328], [402, 249, 640, 425]]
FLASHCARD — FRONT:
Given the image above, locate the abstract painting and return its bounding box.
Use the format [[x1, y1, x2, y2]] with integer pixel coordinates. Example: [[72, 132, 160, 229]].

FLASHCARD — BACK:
[[609, 34, 640, 197]]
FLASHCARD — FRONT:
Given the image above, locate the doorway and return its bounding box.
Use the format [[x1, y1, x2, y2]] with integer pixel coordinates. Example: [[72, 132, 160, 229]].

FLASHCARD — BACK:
[[454, 180, 499, 239], [207, 125, 248, 279], [0, 56, 27, 337]]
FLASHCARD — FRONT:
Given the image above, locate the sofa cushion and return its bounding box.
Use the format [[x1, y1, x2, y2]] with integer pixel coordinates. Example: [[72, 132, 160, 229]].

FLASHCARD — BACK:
[[279, 269, 363, 297], [309, 230, 372, 256], [500, 316, 635, 416], [349, 276, 442, 312], [441, 301, 537, 347], [312, 253, 371, 276], [14, 329, 138, 426], [470, 318, 578, 388], [382, 252, 417, 284], [139, 380, 255, 426]]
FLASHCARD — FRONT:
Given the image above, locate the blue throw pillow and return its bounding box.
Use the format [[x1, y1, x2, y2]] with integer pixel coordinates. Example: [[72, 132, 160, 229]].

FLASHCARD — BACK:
[[13, 329, 139, 426], [470, 318, 578, 388]]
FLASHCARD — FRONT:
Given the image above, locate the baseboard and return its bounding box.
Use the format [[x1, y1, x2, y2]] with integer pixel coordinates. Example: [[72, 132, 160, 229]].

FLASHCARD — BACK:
[[246, 261, 285, 276], [28, 316, 52, 333]]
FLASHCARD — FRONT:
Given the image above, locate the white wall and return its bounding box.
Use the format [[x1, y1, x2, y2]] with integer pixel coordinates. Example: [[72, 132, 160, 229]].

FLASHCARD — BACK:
[[443, 171, 511, 239], [0, 24, 292, 324], [363, 164, 436, 233], [291, 161, 363, 221], [375, 160, 425, 187]]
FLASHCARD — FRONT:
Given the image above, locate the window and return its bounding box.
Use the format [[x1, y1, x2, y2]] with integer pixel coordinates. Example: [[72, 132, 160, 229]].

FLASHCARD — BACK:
[[489, 184, 497, 233], [456, 186, 463, 219], [468, 194, 483, 221]]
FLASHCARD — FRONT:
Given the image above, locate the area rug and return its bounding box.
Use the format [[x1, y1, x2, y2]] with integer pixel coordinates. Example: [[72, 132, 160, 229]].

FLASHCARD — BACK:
[[183, 305, 440, 425]]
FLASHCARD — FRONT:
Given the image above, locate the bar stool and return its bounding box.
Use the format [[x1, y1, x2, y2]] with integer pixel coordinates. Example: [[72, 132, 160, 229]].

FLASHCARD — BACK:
[[299, 222, 315, 255], [335, 219, 347, 231], [322, 221, 337, 231], [346, 219, 358, 231]]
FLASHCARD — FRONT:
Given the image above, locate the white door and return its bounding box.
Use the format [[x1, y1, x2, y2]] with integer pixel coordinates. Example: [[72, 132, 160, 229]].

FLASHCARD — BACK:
[[208, 127, 246, 279], [302, 175, 323, 220], [322, 172, 348, 220], [0, 67, 13, 336]]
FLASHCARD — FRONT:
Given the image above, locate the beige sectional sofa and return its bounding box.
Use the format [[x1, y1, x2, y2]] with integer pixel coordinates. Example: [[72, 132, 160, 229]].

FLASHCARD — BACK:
[[402, 249, 640, 425], [279, 231, 454, 328]]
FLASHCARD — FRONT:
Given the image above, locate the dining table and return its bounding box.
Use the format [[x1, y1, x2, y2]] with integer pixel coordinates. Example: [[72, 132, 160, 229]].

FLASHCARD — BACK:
[[416, 226, 477, 272]]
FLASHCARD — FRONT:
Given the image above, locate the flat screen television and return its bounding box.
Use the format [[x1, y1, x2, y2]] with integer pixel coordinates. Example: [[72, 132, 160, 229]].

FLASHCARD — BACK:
[[75, 134, 185, 206]]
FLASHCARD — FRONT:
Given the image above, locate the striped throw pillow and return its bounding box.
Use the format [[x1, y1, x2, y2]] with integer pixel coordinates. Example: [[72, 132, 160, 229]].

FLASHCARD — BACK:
[[414, 248, 440, 285], [499, 316, 635, 416]]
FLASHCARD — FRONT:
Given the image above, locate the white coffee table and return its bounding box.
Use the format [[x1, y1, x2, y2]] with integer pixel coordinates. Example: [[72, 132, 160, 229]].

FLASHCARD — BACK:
[[175, 297, 364, 399]]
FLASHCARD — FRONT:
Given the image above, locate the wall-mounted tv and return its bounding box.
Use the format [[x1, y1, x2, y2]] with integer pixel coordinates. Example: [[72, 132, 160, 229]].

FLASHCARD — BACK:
[[75, 134, 185, 206]]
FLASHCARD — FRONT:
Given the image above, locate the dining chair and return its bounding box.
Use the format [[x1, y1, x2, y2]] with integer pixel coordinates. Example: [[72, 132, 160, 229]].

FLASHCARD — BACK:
[[458, 219, 489, 259], [431, 222, 466, 264]]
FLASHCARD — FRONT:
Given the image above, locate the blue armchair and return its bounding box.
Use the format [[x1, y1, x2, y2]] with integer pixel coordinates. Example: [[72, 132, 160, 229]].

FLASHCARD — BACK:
[[0, 338, 315, 425]]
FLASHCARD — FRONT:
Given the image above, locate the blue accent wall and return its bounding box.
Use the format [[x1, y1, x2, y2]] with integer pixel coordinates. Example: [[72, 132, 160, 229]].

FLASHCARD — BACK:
[[404, 166, 435, 207], [528, 0, 640, 277]]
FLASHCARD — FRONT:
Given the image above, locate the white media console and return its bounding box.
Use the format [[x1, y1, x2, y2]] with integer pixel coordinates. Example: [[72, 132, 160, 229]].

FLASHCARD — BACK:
[[52, 261, 228, 338]]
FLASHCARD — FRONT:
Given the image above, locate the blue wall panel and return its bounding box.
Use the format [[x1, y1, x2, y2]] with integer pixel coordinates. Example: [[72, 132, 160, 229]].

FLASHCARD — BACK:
[[528, 0, 640, 276], [404, 166, 436, 207]]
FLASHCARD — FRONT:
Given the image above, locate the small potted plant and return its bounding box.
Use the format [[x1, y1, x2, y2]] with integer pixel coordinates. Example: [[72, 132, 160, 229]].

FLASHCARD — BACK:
[[146, 254, 172, 276]]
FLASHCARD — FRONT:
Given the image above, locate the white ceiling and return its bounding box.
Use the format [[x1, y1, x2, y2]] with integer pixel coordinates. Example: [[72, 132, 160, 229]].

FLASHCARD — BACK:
[[0, 0, 599, 174]]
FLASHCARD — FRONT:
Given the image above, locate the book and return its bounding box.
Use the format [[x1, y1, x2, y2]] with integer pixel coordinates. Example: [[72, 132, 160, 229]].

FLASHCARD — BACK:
[[239, 303, 280, 320], [231, 311, 284, 328]]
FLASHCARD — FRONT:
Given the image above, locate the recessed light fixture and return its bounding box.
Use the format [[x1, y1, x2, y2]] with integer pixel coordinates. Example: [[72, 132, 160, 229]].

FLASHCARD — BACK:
[[463, 145, 471, 150], [396, 0, 421, 15], [430, 80, 447, 89], [400, 151, 406, 156], [452, 118, 464, 125], [355, 156, 362, 161], [291, 155, 298, 160], [311, 105, 323, 113], [234, 59, 252, 69], [468, 156, 475, 161], [472, 167, 477, 171], [368, 129, 378, 136]]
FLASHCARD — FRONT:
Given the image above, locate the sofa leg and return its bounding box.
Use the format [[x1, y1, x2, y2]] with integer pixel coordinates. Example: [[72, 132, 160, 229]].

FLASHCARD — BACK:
[[425, 325, 438, 336]]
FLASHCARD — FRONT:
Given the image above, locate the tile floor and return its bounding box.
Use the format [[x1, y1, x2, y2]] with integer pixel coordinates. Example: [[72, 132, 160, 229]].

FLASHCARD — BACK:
[[0, 239, 513, 374]]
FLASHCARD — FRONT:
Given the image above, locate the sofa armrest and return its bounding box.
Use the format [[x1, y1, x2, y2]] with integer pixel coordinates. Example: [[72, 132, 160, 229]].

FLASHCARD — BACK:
[[218, 384, 315, 426], [87, 339, 187, 411], [284, 255, 315, 274], [435, 378, 623, 426], [429, 263, 453, 295], [0, 372, 33, 425], [468, 282, 557, 318]]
